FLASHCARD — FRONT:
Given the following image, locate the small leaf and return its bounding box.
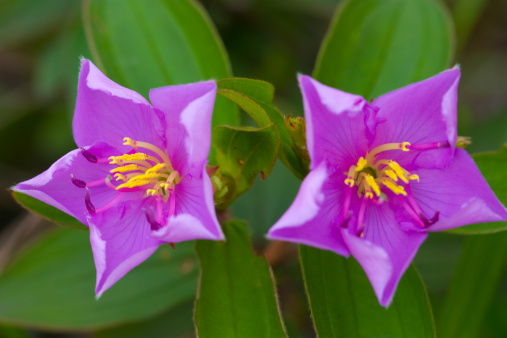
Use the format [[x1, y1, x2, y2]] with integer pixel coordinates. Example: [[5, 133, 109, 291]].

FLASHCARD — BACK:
[[217, 78, 308, 179], [0, 227, 198, 330], [84, 0, 239, 129], [437, 231, 507, 338], [195, 220, 287, 338], [212, 124, 279, 207], [448, 145, 507, 234], [10, 191, 87, 231], [299, 246, 435, 338], [314, 0, 454, 98]]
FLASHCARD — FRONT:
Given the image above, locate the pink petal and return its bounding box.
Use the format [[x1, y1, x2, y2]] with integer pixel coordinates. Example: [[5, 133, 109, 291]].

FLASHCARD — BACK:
[[268, 161, 349, 256], [88, 199, 163, 297], [342, 203, 427, 307], [12, 143, 121, 225], [372, 67, 460, 169], [299, 75, 377, 171], [409, 148, 507, 231], [151, 166, 223, 242], [149, 81, 216, 175], [73, 59, 165, 151]]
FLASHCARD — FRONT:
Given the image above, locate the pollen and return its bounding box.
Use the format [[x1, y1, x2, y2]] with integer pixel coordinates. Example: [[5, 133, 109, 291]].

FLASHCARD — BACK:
[[364, 174, 380, 197]]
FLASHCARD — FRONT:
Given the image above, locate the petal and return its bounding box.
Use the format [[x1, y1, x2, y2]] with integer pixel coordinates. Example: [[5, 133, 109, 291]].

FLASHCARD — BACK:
[[409, 148, 507, 232], [299, 75, 377, 171], [372, 67, 460, 169], [268, 161, 349, 256], [342, 203, 427, 307], [149, 81, 216, 175], [88, 199, 163, 297], [73, 59, 165, 150], [151, 166, 223, 242], [12, 143, 122, 225]]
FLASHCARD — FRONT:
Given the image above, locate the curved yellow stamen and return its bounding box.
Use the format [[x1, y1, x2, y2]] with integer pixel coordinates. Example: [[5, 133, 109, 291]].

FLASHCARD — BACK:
[[409, 174, 420, 182], [145, 163, 166, 174], [355, 157, 367, 171], [364, 174, 381, 197], [116, 179, 151, 190], [123, 137, 172, 169], [110, 164, 143, 173], [384, 169, 398, 182], [366, 142, 410, 162], [344, 178, 355, 187], [381, 179, 407, 196]]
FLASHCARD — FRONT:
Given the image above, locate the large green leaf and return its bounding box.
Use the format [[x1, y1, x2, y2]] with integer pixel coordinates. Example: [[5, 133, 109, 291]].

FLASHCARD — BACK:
[[299, 246, 435, 337], [314, 0, 454, 99], [213, 124, 279, 207], [437, 231, 507, 338], [195, 221, 287, 337], [0, 227, 198, 330], [11, 191, 87, 231], [448, 145, 507, 234], [218, 78, 308, 179], [95, 300, 194, 338], [84, 0, 238, 128], [0, 0, 76, 47]]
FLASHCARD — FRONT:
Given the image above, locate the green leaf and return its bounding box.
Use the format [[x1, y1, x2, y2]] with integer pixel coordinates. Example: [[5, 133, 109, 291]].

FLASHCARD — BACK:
[[84, 0, 239, 129], [447, 145, 507, 234], [217, 78, 308, 179], [10, 191, 87, 231], [95, 300, 194, 338], [195, 221, 287, 338], [437, 231, 507, 338], [0, 0, 76, 47], [450, 0, 489, 53], [213, 124, 279, 206], [314, 0, 454, 98], [299, 246, 435, 338], [0, 227, 198, 330]]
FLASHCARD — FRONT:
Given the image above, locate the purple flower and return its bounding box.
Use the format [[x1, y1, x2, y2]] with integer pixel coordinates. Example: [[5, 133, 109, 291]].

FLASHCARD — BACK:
[[268, 68, 507, 307], [13, 59, 224, 297]]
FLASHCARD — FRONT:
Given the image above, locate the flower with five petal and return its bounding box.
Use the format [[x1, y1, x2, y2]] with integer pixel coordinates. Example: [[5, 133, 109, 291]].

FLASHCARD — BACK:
[[13, 59, 224, 297], [268, 68, 507, 306]]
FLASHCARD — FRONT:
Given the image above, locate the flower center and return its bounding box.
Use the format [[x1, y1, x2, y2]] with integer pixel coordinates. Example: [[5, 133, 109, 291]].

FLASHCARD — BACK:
[[109, 137, 182, 203], [344, 142, 418, 200], [339, 141, 447, 236], [73, 138, 181, 218]]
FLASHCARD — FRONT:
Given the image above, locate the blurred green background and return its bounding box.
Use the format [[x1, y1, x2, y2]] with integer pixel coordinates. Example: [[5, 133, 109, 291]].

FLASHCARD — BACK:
[[0, 0, 506, 337]]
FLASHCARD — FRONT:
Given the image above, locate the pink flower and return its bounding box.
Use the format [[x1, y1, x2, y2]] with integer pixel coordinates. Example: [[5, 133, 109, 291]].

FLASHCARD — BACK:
[[268, 68, 507, 306], [13, 59, 223, 297]]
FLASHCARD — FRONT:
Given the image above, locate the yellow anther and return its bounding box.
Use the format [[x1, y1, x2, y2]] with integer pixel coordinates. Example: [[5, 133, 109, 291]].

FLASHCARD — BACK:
[[401, 142, 411, 151], [381, 179, 407, 196], [109, 153, 148, 164], [355, 157, 367, 171], [146, 189, 158, 196], [409, 174, 420, 182], [110, 164, 142, 173], [128, 173, 160, 182], [123, 137, 138, 150], [364, 174, 381, 197], [387, 161, 409, 183], [114, 173, 127, 182], [365, 191, 373, 199], [344, 178, 355, 187], [116, 179, 151, 190], [146, 163, 166, 174], [384, 169, 398, 182], [160, 183, 171, 190]]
